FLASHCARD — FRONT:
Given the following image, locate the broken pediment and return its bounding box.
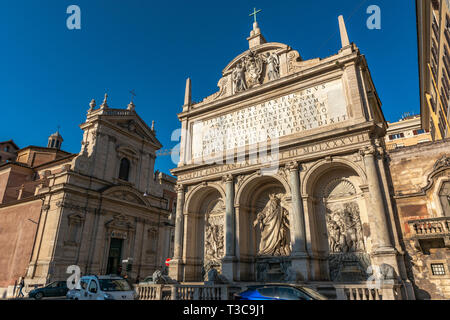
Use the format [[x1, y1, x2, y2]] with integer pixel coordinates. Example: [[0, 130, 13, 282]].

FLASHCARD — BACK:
[[103, 186, 147, 206], [105, 213, 135, 231], [193, 41, 325, 107]]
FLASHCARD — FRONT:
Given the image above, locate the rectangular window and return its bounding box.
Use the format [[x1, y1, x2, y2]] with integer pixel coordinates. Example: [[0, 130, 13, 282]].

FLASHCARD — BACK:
[[389, 133, 405, 140], [413, 129, 426, 135], [431, 263, 446, 276]]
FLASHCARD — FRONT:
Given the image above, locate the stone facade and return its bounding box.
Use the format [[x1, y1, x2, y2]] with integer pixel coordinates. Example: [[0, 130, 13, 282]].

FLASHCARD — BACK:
[[0, 140, 19, 164], [169, 18, 415, 299], [389, 139, 450, 299], [0, 99, 176, 298]]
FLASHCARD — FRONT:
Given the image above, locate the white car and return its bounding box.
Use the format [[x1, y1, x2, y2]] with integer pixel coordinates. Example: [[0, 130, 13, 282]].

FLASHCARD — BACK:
[[73, 275, 135, 300]]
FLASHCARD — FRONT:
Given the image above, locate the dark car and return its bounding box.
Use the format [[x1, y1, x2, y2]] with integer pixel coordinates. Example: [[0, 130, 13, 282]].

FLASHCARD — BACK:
[[234, 284, 327, 300], [28, 281, 69, 300]]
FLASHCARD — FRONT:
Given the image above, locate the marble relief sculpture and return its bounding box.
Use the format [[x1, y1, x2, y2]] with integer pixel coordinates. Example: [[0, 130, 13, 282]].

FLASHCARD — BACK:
[[232, 63, 247, 93], [204, 200, 225, 266], [265, 52, 280, 81], [232, 51, 280, 94], [254, 193, 291, 256], [244, 50, 264, 88], [326, 202, 364, 253]]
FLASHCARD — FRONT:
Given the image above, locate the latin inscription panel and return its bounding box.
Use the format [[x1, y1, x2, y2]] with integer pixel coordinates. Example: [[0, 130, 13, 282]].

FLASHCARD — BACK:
[[192, 79, 348, 158]]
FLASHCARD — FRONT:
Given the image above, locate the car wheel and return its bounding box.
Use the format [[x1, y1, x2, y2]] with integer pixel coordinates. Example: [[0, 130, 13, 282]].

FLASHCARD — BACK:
[[34, 292, 43, 300]]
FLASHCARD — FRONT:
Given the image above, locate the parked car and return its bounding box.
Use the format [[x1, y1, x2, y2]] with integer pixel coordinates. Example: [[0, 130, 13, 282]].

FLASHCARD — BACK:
[[28, 281, 69, 300], [234, 284, 328, 300], [74, 275, 136, 300], [66, 288, 81, 300]]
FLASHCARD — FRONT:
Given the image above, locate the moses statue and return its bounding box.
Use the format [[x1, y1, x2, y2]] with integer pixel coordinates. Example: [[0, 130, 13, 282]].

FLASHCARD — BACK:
[[254, 194, 291, 256]]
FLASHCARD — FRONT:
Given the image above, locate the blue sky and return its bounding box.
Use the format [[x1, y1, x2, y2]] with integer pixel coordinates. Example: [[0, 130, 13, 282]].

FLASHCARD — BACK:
[[0, 0, 418, 175]]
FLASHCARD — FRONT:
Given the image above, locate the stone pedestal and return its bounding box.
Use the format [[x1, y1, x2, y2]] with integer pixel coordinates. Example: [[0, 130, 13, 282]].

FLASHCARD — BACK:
[[290, 253, 310, 282], [168, 259, 183, 281], [221, 256, 235, 282]]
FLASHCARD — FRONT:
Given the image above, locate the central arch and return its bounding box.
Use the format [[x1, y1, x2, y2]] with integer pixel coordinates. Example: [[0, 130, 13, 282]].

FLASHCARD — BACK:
[[236, 174, 292, 281]]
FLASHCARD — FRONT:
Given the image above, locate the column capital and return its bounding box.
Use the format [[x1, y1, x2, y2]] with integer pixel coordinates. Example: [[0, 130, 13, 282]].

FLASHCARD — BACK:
[[222, 174, 234, 183], [359, 145, 377, 157], [175, 184, 184, 193], [286, 161, 300, 172]]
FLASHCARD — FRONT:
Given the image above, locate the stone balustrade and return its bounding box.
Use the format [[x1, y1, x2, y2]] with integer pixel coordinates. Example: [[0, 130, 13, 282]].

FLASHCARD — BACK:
[[136, 282, 402, 300], [408, 217, 450, 237], [334, 283, 401, 300]]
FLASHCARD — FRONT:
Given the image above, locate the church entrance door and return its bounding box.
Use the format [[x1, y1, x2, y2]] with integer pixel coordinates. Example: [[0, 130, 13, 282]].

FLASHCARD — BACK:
[[106, 238, 123, 275]]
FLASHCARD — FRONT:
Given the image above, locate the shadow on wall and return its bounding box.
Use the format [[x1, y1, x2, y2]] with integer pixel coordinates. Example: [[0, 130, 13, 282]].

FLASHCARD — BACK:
[[404, 250, 432, 300]]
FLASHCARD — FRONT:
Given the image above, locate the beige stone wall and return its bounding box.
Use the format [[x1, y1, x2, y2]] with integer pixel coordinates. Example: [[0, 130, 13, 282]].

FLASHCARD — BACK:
[[389, 139, 450, 299]]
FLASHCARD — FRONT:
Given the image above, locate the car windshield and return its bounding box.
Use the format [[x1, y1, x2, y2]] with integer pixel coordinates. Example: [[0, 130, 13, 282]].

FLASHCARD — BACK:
[[99, 279, 131, 292]]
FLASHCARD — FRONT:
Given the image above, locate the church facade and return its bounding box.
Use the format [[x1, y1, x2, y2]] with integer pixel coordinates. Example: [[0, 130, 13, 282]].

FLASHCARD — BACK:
[[169, 17, 417, 299], [0, 97, 176, 298]]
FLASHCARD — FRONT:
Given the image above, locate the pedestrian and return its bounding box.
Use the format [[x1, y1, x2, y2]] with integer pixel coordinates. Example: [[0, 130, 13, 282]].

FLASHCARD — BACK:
[[17, 277, 25, 298], [135, 275, 140, 284]]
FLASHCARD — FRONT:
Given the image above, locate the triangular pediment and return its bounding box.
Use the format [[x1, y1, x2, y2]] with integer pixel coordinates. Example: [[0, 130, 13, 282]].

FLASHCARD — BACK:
[[102, 185, 148, 206], [89, 108, 162, 149]]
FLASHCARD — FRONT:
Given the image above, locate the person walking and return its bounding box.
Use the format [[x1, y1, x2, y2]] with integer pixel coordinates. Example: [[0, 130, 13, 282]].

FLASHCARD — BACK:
[[17, 277, 25, 298]]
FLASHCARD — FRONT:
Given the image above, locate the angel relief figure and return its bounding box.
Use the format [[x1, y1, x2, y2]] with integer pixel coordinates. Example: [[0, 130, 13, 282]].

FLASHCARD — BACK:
[[265, 52, 280, 81], [232, 63, 247, 93], [254, 194, 291, 256]]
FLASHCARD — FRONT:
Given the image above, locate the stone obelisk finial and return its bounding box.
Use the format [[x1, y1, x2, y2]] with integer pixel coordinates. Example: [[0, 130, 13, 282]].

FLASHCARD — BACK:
[[184, 78, 192, 106], [338, 15, 350, 48]]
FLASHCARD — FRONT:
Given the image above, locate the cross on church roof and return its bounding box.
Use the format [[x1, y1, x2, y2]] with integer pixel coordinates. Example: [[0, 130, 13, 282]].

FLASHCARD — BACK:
[[129, 90, 136, 102], [249, 7, 262, 23]]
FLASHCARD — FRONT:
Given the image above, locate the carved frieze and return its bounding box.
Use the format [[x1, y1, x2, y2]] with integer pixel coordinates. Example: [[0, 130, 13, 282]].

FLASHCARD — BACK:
[[56, 201, 95, 213], [178, 133, 369, 182]]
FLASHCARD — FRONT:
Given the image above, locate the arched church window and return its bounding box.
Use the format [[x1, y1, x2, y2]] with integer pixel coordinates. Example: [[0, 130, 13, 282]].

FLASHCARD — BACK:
[[118, 158, 130, 181]]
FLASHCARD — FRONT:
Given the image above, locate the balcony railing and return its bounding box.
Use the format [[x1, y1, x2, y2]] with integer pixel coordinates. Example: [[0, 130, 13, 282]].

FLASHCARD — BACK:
[[408, 217, 450, 238]]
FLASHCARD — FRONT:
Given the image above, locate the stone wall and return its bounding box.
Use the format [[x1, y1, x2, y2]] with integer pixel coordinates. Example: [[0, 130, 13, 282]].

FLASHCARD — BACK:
[[0, 199, 42, 290], [389, 139, 450, 299]]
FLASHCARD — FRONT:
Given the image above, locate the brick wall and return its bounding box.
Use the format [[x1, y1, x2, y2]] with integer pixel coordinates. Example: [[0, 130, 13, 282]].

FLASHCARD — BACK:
[[0, 199, 42, 287]]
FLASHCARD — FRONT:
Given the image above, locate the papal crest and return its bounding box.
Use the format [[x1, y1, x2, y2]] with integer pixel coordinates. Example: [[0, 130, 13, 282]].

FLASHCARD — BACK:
[[244, 50, 263, 88]]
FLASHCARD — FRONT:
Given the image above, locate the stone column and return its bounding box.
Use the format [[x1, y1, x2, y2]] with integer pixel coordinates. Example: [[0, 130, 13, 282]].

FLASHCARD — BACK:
[[360, 146, 394, 252], [222, 174, 235, 281], [169, 184, 185, 280], [286, 161, 309, 281]]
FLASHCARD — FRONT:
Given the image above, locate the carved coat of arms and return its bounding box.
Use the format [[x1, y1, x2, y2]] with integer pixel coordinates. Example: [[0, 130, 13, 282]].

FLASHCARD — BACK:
[[244, 50, 264, 88]]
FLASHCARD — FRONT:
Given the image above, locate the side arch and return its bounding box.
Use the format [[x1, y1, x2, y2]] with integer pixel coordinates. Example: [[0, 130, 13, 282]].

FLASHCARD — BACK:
[[302, 157, 367, 196]]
